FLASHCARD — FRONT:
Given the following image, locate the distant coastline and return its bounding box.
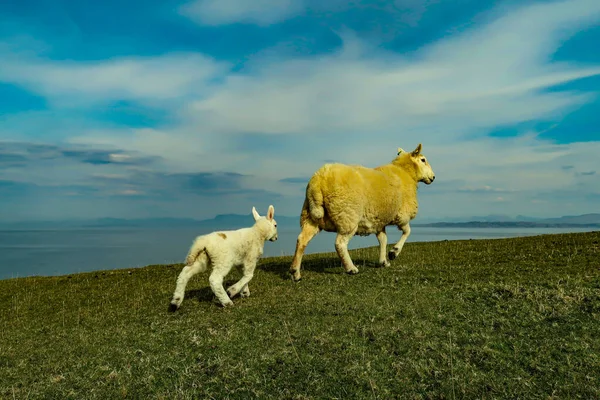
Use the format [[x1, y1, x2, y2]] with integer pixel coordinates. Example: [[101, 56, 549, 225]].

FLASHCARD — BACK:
[[1, 213, 599, 230], [412, 221, 600, 228], [412, 212, 600, 228]]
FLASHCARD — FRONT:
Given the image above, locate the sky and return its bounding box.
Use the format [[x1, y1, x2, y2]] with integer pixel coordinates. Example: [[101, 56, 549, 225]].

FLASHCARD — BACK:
[[0, 0, 599, 223]]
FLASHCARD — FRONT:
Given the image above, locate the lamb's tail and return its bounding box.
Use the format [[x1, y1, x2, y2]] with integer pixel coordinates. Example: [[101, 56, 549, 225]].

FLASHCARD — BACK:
[[305, 178, 325, 221], [185, 236, 207, 265]]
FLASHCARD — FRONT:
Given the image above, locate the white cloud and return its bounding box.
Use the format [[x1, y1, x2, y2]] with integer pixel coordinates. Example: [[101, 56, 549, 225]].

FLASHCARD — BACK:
[[2, 0, 600, 220], [178, 0, 449, 28], [179, 0, 304, 26], [180, 0, 600, 138], [0, 51, 227, 106], [69, 0, 600, 217]]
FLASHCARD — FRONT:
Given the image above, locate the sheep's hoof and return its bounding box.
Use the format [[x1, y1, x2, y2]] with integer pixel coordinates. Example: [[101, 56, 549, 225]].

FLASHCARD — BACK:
[[226, 289, 236, 298], [388, 251, 397, 261], [379, 261, 391, 268], [241, 292, 250, 298], [169, 303, 179, 312], [222, 301, 234, 307], [346, 268, 359, 275], [290, 269, 302, 282]]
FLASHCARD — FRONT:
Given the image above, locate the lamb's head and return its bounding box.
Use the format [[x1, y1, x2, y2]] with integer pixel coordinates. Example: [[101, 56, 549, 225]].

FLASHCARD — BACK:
[[252, 205, 278, 241], [398, 143, 436, 185]]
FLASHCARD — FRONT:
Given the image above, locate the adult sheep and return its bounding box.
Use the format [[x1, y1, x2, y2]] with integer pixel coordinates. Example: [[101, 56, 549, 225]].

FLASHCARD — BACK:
[[289, 143, 435, 281]]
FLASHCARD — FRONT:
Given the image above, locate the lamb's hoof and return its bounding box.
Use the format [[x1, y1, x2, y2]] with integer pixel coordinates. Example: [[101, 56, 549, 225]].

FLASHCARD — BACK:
[[240, 291, 250, 298], [222, 301, 234, 308], [169, 303, 179, 312], [388, 251, 397, 261], [379, 261, 391, 268], [346, 268, 359, 275]]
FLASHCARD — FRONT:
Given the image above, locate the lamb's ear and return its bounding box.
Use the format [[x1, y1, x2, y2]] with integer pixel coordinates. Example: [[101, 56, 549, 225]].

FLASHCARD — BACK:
[[411, 143, 422, 156], [267, 205, 275, 221], [397, 147, 405, 155], [252, 206, 261, 221]]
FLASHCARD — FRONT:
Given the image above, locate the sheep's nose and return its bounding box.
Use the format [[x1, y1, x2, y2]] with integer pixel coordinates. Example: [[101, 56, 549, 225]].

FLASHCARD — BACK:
[[432, 175, 436, 181]]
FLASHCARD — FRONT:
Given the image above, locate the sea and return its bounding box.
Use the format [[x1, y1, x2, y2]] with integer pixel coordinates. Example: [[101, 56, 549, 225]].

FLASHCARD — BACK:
[[0, 226, 596, 280]]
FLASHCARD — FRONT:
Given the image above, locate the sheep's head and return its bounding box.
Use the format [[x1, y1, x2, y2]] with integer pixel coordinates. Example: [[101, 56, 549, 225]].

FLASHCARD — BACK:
[[403, 143, 436, 185], [252, 205, 278, 241]]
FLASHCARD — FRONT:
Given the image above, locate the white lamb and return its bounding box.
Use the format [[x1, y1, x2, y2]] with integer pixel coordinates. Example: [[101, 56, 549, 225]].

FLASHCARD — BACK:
[[170, 205, 278, 310]]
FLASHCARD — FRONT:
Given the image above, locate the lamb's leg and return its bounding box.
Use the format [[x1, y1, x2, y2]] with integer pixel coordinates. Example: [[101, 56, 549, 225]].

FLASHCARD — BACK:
[[290, 221, 320, 282], [170, 253, 208, 311], [335, 230, 359, 275], [376, 230, 390, 267], [240, 283, 250, 298], [227, 261, 256, 299], [209, 267, 234, 307], [236, 266, 250, 297], [388, 223, 411, 261]]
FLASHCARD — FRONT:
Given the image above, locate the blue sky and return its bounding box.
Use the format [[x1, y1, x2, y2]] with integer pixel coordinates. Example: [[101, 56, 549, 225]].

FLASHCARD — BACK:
[[0, 0, 599, 222]]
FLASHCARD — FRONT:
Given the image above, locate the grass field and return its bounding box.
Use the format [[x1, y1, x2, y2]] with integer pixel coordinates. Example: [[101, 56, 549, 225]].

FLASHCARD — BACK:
[[1, 231, 599, 399]]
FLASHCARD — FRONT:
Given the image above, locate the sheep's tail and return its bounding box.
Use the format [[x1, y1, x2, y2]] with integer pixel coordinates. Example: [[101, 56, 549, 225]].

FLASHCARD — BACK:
[[306, 178, 325, 221], [185, 236, 207, 265]]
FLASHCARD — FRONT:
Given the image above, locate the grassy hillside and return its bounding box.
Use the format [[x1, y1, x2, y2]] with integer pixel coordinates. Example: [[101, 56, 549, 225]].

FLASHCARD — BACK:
[[1, 231, 599, 399]]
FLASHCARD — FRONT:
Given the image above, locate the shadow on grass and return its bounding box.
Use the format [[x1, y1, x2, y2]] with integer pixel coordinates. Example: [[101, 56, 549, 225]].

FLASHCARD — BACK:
[[351, 258, 388, 269], [259, 252, 386, 281], [183, 286, 215, 303], [167, 282, 233, 311], [173, 277, 263, 309], [259, 255, 337, 280]]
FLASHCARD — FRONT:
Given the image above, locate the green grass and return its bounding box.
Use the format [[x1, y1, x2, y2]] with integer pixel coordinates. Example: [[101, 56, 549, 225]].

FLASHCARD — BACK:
[[1, 231, 600, 399]]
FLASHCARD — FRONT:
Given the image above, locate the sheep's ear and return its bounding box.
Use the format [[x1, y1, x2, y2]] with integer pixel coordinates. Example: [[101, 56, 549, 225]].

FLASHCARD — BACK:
[[252, 206, 261, 221], [267, 205, 275, 220], [397, 147, 405, 155], [411, 143, 422, 156]]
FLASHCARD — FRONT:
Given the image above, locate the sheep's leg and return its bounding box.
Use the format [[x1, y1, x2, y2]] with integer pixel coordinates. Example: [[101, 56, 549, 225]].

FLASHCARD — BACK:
[[209, 267, 234, 307], [289, 221, 320, 282], [388, 223, 411, 261], [226, 261, 256, 299], [335, 230, 359, 275], [376, 230, 391, 267], [170, 253, 208, 311]]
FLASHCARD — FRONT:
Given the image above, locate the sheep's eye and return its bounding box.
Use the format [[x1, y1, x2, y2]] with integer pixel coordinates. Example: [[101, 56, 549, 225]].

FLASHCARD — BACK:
[[274, 224, 277, 227], [421, 158, 426, 163]]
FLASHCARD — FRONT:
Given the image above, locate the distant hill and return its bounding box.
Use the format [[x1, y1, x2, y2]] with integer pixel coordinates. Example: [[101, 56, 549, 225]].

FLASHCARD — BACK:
[[195, 214, 300, 229], [0, 214, 300, 230], [1, 213, 599, 230], [415, 221, 600, 228], [539, 213, 600, 224], [413, 213, 600, 228]]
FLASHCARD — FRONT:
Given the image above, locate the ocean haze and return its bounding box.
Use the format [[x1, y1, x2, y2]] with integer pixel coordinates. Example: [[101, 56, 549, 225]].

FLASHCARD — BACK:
[[1, 213, 599, 229], [1, 223, 597, 280]]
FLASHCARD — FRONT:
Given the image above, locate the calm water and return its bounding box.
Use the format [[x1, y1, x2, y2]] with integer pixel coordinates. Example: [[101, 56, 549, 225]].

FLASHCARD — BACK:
[[0, 226, 596, 279]]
